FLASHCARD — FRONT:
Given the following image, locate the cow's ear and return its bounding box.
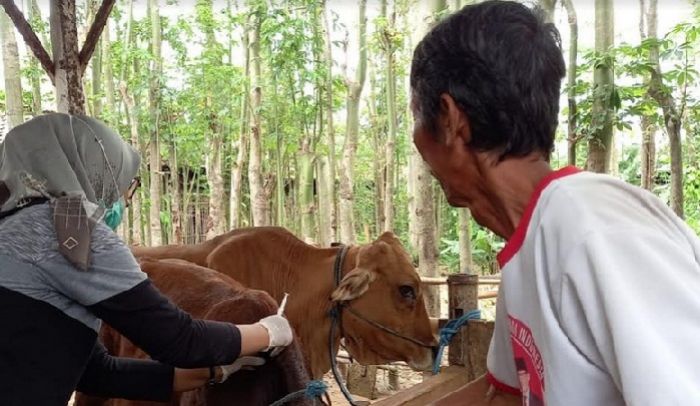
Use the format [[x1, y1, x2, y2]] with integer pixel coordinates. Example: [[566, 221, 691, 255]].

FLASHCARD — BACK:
[[331, 268, 376, 302]]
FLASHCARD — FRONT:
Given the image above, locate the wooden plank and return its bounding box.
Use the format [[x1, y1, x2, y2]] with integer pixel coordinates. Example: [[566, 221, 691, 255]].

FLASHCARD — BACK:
[[372, 366, 471, 406], [420, 275, 501, 286], [478, 291, 499, 300]]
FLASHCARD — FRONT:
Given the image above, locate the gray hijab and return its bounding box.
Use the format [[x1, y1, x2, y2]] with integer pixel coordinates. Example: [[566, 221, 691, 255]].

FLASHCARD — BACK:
[[0, 113, 140, 270]]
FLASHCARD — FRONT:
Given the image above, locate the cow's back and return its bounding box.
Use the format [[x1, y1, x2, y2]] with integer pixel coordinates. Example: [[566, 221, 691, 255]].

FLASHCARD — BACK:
[[204, 227, 328, 295], [75, 258, 314, 406]]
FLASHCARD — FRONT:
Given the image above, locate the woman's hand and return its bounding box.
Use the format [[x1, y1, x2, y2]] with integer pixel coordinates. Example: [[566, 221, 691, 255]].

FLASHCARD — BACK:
[[258, 315, 293, 353], [238, 314, 294, 356], [172, 356, 266, 392]]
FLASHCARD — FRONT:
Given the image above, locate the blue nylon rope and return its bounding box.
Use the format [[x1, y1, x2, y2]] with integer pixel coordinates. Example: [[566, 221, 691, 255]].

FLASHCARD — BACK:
[[268, 379, 328, 406], [432, 309, 481, 374]]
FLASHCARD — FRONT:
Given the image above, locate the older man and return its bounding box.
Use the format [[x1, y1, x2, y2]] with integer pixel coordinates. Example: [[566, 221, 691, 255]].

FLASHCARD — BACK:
[[410, 1, 700, 405]]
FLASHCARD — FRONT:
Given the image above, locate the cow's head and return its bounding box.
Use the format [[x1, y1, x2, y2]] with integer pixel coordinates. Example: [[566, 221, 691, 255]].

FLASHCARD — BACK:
[[331, 232, 437, 371]]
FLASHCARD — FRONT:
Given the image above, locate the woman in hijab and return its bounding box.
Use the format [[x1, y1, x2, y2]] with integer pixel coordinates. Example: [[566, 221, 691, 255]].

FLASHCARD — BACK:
[[0, 113, 293, 405]]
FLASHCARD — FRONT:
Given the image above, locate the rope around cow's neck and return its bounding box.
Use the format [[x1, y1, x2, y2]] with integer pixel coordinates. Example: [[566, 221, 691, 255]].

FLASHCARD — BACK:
[[329, 244, 360, 405]]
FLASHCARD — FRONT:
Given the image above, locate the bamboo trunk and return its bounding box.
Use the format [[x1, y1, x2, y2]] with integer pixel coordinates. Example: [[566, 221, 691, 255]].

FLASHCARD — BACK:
[[0, 9, 23, 129], [147, 0, 162, 245], [586, 0, 614, 173], [339, 0, 367, 244], [119, 84, 143, 245], [563, 0, 578, 166], [318, 156, 333, 246], [248, 13, 268, 226]]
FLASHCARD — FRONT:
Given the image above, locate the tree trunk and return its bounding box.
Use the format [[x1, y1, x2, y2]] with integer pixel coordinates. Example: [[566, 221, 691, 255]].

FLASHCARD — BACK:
[[458, 208, 472, 272], [367, 62, 385, 236], [230, 25, 250, 230], [298, 150, 316, 243], [339, 0, 367, 244], [26, 0, 42, 115], [0, 9, 23, 129], [321, 0, 336, 242], [102, 19, 115, 120], [318, 156, 333, 246], [645, 0, 683, 217], [639, 0, 656, 191], [405, 6, 419, 253], [274, 76, 285, 228], [413, 0, 446, 317], [586, 0, 614, 173], [169, 135, 183, 244], [248, 11, 268, 227], [408, 150, 419, 251], [562, 0, 578, 166], [640, 116, 656, 190], [206, 128, 226, 238], [416, 158, 439, 316], [120, 84, 143, 245], [87, 0, 102, 118], [147, 0, 162, 245], [50, 0, 85, 114], [383, 0, 397, 232]]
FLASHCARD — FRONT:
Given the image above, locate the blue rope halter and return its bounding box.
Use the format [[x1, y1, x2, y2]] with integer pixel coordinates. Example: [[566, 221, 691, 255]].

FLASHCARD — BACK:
[[268, 379, 328, 406], [432, 308, 481, 374]]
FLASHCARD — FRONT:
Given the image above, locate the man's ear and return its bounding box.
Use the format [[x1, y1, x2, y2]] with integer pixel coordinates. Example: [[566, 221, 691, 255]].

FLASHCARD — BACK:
[[439, 93, 471, 147], [331, 268, 376, 302]]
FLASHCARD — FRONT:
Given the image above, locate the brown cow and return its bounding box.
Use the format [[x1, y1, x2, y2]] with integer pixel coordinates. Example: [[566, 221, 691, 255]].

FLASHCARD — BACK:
[[75, 258, 316, 406], [131, 227, 437, 378]]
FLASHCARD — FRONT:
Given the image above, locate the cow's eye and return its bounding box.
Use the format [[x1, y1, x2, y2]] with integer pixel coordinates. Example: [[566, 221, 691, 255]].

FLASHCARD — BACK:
[[399, 285, 416, 300]]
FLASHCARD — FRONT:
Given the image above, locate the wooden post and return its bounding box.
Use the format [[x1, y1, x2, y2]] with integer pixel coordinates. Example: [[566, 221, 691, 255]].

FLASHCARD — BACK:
[[347, 362, 378, 399], [447, 273, 479, 370], [467, 319, 495, 380]]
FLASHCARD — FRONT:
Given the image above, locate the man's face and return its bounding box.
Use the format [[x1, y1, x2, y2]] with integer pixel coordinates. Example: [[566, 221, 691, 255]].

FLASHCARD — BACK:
[[411, 98, 477, 207]]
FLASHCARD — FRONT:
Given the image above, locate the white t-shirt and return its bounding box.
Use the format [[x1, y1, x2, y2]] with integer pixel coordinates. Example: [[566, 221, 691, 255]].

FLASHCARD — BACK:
[[486, 167, 700, 406]]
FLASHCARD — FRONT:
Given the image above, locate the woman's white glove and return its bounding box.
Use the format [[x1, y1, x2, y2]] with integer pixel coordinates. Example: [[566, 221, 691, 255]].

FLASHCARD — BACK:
[[218, 356, 266, 383], [258, 314, 293, 356]]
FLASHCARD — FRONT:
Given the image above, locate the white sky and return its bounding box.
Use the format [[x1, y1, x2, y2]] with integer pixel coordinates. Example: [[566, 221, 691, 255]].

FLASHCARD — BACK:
[[0, 0, 696, 111]]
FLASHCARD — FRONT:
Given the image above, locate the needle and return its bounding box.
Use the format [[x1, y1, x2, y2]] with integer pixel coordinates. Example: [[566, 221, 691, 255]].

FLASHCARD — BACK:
[[277, 293, 289, 316]]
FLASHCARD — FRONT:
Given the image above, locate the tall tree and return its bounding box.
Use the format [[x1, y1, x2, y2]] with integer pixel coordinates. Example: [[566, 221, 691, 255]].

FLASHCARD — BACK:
[[645, 0, 684, 217], [147, 0, 163, 245], [248, 5, 268, 227], [318, 0, 336, 245], [451, 0, 473, 274], [230, 19, 250, 230], [381, 0, 398, 232], [102, 18, 115, 119], [639, 0, 656, 190], [196, 0, 227, 239], [50, 1, 83, 113], [586, 0, 614, 173], [26, 0, 42, 115], [562, 0, 578, 165], [339, 0, 367, 244], [0, 9, 22, 129], [2, 0, 113, 115], [118, 0, 143, 245], [87, 0, 102, 117], [413, 0, 446, 316]]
